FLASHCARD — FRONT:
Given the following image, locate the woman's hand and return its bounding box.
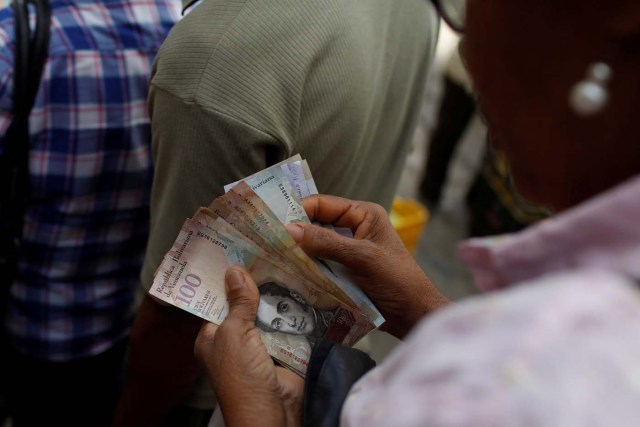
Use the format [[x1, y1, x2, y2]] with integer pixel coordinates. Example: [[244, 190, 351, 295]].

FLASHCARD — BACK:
[[194, 267, 304, 427], [286, 195, 449, 339]]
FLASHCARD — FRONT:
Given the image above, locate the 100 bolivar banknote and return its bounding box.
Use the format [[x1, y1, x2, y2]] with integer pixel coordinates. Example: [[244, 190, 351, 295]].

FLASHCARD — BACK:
[[149, 156, 381, 375], [225, 157, 384, 327]]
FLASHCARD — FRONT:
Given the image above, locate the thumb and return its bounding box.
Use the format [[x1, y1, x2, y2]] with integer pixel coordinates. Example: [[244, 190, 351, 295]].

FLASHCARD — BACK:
[[194, 321, 220, 363], [225, 267, 260, 325], [286, 223, 364, 266]]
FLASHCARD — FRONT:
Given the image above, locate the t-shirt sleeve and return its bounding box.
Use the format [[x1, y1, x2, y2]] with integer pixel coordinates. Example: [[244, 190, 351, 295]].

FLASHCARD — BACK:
[[139, 85, 287, 293]]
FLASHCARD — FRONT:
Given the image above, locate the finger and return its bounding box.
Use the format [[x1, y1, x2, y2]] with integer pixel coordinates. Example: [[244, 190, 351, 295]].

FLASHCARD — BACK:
[[300, 195, 367, 231], [275, 366, 305, 405], [225, 267, 260, 326], [301, 195, 388, 239], [275, 366, 305, 394], [275, 366, 305, 416], [285, 222, 373, 266], [194, 321, 220, 363]]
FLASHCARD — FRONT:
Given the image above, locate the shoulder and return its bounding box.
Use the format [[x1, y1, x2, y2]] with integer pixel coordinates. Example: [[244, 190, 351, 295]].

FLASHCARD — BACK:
[[416, 269, 640, 345], [342, 270, 640, 426], [150, 0, 251, 104], [152, 0, 437, 144], [151, 0, 318, 139]]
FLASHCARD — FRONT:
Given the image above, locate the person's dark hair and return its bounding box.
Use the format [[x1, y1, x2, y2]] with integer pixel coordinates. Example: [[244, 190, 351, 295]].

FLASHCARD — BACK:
[[258, 281, 300, 300]]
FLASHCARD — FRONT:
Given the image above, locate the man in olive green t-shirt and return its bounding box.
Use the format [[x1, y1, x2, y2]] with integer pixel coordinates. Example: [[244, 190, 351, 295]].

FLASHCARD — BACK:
[[115, 0, 438, 424]]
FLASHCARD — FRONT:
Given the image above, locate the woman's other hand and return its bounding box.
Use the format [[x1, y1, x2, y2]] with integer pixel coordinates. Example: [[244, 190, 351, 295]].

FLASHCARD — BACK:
[[194, 267, 304, 427], [286, 195, 449, 339]]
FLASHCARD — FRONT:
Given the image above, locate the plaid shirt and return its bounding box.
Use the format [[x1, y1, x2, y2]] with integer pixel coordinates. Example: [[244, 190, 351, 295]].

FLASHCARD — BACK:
[[0, 0, 179, 361]]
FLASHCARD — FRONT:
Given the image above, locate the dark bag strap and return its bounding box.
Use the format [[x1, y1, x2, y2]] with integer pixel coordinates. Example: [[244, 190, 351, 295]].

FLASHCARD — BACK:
[[303, 340, 376, 427], [0, 0, 51, 279], [0, 0, 50, 363]]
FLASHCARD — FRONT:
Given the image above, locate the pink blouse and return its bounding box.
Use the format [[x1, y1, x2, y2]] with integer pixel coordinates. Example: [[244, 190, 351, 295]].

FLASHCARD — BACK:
[[342, 175, 640, 426]]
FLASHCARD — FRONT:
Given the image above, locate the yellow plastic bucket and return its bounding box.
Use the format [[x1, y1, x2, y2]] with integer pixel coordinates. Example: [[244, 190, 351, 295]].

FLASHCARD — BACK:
[[389, 198, 429, 254]]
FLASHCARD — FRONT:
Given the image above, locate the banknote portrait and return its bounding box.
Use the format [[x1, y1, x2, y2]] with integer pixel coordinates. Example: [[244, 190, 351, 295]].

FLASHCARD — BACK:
[[256, 281, 334, 347]]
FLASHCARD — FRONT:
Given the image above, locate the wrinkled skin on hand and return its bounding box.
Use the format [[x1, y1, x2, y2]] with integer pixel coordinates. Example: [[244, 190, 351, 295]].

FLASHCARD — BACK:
[[195, 268, 304, 427], [286, 195, 449, 339]]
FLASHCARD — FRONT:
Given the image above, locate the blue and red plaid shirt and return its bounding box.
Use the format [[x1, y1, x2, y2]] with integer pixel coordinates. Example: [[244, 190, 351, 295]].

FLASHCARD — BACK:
[[0, 0, 179, 361]]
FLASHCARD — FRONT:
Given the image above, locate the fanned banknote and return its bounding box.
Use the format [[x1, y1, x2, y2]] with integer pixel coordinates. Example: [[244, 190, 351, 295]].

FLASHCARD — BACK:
[[149, 155, 384, 375], [223, 164, 308, 225], [224, 182, 356, 307], [228, 158, 383, 327], [151, 217, 370, 374]]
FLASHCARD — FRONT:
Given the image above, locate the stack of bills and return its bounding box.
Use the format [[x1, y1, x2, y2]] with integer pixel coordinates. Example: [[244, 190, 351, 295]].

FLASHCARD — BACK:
[[149, 155, 383, 375]]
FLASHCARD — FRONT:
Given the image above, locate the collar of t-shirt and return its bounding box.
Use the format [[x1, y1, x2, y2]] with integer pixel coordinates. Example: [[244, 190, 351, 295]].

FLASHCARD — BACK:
[[182, 0, 201, 15], [458, 174, 640, 291]]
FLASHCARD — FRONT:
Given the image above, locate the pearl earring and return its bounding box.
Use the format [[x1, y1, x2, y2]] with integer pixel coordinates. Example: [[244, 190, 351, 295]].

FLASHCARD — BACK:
[[569, 62, 612, 117]]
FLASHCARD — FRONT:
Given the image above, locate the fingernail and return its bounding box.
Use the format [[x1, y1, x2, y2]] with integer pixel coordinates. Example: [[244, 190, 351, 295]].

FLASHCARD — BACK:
[[225, 268, 245, 294], [286, 224, 304, 242]]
